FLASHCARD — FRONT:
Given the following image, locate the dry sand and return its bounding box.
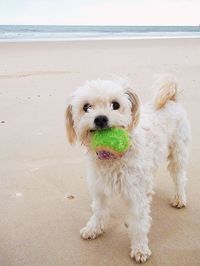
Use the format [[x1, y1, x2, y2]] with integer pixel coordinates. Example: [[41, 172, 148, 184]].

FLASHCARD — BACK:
[[0, 39, 200, 266]]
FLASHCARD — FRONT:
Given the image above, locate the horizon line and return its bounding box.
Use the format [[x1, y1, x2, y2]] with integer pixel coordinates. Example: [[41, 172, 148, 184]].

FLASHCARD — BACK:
[[0, 24, 199, 27]]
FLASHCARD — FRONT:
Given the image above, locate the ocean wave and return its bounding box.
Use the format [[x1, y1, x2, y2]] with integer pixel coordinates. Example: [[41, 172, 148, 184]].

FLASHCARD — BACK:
[[0, 25, 200, 40]]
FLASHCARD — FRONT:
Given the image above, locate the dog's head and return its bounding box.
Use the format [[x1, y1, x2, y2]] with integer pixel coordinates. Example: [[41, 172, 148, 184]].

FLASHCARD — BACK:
[[65, 79, 140, 146]]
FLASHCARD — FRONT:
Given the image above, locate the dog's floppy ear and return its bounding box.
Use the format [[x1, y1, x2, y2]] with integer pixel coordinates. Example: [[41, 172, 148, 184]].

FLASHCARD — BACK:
[[125, 88, 140, 129], [65, 104, 77, 144]]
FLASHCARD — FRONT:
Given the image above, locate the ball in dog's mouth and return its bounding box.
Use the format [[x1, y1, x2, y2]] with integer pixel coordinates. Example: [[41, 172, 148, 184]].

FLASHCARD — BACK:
[[90, 127, 130, 160]]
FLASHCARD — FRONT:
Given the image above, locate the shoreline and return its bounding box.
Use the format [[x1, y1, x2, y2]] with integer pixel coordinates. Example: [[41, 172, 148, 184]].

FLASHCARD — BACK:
[[1, 35, 200, 43]]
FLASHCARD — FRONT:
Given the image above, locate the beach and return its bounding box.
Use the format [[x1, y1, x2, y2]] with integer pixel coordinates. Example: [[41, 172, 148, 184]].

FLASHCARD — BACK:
[[0, 38, 200, 266]]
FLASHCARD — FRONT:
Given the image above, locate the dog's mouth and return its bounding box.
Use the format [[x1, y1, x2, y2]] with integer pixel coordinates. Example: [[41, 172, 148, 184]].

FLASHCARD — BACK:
[[96, 150, 117, 160], [89, 125, 125, 133], [89, 127, 109, 133]]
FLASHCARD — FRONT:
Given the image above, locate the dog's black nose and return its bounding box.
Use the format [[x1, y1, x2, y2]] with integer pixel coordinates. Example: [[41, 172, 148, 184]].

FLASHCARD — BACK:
[[94, 115, 108, 129]]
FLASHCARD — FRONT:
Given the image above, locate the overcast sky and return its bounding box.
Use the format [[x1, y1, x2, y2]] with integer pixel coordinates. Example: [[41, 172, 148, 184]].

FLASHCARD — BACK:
[[0, 0, 199, 25]]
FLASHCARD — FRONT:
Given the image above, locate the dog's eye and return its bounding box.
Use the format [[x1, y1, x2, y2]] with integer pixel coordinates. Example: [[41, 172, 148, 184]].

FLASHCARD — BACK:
[[111, 101, 120, 110], [83, 103, 92, 112]]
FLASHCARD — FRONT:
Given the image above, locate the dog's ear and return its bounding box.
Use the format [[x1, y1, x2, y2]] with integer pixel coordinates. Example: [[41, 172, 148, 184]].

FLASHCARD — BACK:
[[125, 88, 140, 129], [65, 104, 77, 144]]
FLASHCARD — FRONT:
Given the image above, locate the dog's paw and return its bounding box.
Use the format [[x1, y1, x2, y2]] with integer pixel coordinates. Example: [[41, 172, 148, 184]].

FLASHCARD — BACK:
[[170, 195, 186, 209], [80, 225, 103, 240], [131, 247, 151, 264]]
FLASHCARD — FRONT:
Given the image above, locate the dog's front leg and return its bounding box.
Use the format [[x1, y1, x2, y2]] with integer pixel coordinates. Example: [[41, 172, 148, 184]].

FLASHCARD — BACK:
[[127, 191, 152, 263], [80, 191, 109, 240]]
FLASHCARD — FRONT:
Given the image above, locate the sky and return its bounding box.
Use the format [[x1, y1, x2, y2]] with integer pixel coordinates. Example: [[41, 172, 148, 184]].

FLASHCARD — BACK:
[[0, 0, 199, 25]]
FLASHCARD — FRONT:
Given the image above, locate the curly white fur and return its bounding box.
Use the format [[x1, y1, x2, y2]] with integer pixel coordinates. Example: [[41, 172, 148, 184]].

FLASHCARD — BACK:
[[66, 76, 191, 263]]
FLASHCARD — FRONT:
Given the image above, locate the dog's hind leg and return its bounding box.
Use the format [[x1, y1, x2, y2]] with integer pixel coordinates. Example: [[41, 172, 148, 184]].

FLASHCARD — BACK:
[[167, 131, 190, 208]]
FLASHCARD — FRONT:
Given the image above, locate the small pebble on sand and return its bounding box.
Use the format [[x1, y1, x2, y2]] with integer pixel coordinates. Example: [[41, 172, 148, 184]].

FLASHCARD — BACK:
[[124, 223, 128, 228], [66, 195, 75, 199]]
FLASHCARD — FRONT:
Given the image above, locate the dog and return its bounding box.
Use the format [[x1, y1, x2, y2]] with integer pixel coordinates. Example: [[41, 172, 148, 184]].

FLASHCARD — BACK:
[[65, 76, 191, 263]]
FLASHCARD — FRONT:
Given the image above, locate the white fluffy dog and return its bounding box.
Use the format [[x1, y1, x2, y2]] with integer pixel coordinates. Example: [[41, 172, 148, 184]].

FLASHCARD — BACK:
[[66, 76, 191, 263]]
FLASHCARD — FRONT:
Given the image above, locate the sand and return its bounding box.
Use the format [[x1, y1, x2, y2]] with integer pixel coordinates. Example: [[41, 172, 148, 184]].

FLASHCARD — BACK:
[[0, 38, 200, 266]]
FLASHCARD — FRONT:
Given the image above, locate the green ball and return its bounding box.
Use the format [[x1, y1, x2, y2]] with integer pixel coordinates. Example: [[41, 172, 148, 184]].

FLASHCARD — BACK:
[[91, 128, 130, 157]]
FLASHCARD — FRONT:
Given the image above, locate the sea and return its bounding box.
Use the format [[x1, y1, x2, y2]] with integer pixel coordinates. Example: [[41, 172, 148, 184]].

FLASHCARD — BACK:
[[0, 25, 200, 41]]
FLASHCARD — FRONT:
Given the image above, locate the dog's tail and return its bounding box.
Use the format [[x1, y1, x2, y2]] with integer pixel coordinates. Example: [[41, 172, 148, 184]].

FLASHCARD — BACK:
[[153, 75, 178, 109]]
